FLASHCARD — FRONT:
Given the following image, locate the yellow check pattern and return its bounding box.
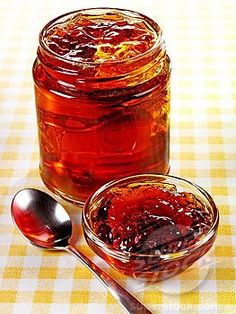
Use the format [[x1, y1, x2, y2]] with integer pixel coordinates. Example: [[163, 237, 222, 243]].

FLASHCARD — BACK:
[[0, 0, 236, 313]]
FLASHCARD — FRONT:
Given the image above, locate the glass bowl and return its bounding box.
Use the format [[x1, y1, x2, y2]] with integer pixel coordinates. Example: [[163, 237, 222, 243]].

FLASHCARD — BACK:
[[82, 174, 219, 281]]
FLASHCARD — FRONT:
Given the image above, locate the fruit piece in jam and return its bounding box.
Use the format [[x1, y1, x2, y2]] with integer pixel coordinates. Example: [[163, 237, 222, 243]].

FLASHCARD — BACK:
[[90, 183, 214, 255]]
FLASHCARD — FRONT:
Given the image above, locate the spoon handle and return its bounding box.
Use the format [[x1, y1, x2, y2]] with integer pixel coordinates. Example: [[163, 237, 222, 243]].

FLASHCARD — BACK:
[[66, 245, 153, 314]]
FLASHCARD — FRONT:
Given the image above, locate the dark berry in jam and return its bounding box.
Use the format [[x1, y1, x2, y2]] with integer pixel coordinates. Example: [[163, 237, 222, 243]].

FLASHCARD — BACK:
[[97, 223, 113, 244], [90, 183, 213, 255]]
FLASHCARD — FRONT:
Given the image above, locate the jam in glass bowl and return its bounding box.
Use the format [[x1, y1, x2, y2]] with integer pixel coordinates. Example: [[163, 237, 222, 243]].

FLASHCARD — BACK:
[[82, 174, 219, 281]]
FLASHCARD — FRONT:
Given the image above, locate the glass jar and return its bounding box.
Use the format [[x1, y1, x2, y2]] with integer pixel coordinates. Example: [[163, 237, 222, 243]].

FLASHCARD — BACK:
[[33, 8, 171, 203]]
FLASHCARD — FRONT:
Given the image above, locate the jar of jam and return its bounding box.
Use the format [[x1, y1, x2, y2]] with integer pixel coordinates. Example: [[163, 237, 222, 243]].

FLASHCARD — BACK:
[[33, 8, 171, 203]]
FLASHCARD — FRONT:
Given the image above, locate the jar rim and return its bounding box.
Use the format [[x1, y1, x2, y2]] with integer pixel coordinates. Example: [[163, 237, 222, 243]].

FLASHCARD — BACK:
[[82, 173, 219, 261], [39, 7, 163, 67]]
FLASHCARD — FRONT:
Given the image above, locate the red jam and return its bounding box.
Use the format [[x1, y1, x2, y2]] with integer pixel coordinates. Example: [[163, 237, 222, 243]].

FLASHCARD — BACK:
[[44, 15, 156, 62], [33, 9, 170, 203], [84, 176, 218, 281], [90, 183, 213, 255]]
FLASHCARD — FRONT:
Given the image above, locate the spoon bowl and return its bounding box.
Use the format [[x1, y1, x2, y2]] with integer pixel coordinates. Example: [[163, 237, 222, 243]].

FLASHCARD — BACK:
[[11, 188, 152, 314], [11, 189, 72, 249]]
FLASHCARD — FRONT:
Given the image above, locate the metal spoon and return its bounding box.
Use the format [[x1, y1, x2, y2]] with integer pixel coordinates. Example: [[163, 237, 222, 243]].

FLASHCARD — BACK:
[[11, 188, 153, 314]]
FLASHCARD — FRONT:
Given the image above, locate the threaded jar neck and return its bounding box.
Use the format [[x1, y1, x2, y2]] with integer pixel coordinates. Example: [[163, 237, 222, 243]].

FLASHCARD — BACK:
[[37, 8, 165, 79]]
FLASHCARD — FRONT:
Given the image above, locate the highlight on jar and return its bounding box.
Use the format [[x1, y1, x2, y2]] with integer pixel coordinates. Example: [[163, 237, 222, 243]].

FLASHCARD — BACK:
[[33, 8, 171, 203], [83, 174, 219, 282]]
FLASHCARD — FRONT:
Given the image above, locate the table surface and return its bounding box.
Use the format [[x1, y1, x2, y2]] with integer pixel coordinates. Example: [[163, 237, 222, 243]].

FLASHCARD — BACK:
[[0, 0, 236, 313]]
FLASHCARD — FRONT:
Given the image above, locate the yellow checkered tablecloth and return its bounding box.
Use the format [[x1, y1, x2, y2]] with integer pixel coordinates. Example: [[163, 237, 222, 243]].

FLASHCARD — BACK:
[[0, 0, 235, 313]]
